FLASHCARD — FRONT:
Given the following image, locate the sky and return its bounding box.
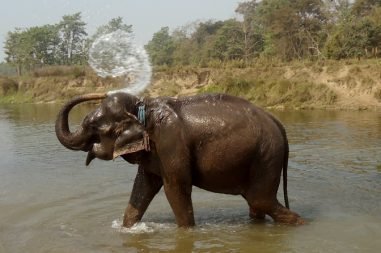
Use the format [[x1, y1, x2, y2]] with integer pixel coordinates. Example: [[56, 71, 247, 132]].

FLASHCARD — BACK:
[[0, 0, 243, 62]]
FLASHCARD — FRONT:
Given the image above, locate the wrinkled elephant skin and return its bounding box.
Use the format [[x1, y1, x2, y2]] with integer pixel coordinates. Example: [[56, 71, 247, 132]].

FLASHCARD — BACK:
[[55, 92, 304, 227]]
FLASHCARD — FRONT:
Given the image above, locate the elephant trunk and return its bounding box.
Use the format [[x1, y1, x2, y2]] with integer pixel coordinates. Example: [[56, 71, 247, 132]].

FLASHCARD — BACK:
[[55, 93, 107, 151]]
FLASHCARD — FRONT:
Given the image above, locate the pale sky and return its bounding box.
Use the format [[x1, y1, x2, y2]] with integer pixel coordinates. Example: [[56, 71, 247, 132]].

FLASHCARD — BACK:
[[0, 0, 243, 62]]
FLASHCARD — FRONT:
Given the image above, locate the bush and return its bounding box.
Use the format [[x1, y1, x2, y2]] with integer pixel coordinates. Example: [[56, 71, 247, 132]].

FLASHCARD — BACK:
[[0, 76, 18, 96]]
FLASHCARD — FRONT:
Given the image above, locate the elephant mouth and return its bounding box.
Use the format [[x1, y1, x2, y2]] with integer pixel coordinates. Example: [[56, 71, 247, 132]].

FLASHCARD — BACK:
[[86, 150, 96, 166], [85, 143, 114, 166]]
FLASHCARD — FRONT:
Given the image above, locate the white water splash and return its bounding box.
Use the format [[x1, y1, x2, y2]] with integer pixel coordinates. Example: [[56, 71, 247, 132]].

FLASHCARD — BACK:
[[88, 30, 152, 95], [111, 219, 174, 234]]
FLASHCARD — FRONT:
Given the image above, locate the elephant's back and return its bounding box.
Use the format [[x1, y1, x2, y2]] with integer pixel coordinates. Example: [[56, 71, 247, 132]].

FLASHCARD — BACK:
[[175, 93, 272, 135], [175, 93, 284, 158]]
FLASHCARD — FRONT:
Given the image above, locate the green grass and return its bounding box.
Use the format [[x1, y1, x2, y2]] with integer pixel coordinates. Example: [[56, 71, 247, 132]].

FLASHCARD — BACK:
[[0, 93, 33, 104]]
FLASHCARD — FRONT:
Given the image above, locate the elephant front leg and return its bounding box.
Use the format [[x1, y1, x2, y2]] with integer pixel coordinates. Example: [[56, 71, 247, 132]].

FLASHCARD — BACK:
[[155, 121, 195, 227], [163, 181, 195, 228], [123, 167, 163, 227]]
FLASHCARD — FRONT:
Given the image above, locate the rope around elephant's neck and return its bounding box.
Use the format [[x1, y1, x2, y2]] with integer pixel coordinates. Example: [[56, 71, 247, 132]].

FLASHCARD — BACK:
[[138, 103, 146, 127]]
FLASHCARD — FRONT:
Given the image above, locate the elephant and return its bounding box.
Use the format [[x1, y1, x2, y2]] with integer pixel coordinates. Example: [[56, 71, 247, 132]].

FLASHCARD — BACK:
[[55, 92, 304, 227]]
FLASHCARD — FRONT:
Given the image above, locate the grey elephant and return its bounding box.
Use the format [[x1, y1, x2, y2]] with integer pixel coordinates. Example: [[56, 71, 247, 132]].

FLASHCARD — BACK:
[[55, 92, 304, 227]]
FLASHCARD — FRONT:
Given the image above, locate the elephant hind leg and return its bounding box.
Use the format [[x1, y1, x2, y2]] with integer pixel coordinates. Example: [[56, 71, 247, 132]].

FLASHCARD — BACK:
[[249, 206, 266, 220], [243, 189, 304, 225], [267, 201, 305, 225], [242, 194, 266, 220], [245, 158, 304, 225], [246, 199, 304, 225]]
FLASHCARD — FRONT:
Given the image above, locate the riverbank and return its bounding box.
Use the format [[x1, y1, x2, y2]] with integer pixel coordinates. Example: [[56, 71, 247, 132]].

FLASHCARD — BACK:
[[0, 66, 122, 104], [1, 60, 381, 110]]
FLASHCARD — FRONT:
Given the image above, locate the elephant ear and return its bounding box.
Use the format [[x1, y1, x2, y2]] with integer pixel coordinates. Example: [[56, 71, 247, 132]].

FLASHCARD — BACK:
[[113, 122, 149, 159]]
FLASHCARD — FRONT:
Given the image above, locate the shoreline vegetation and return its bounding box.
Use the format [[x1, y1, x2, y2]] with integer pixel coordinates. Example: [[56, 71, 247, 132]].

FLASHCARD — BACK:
[[1, 59, 381, 111], [2, 1, 381, 110]]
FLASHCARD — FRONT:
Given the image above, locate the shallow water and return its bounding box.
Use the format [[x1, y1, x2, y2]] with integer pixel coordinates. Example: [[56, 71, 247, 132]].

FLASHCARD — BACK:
[[0, 104, 380, 253]]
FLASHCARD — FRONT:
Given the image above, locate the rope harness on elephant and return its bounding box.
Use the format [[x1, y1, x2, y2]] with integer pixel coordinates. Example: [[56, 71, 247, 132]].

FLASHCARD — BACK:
[[137, 100, 150, 152], [138, 104, 146, 127]]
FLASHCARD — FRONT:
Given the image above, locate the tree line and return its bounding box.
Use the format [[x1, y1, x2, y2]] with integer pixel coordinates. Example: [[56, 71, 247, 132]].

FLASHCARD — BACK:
[[3, 0, 381, 75], [145, 0, 381, 66], [3, 13, 132, 75]]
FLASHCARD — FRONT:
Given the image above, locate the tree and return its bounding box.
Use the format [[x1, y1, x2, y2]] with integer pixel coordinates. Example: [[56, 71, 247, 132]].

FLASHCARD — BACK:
[[86, 17, 134, 65], [235, 0, 264, 62], [4, 12, 88, 74], [92, 17, 133, 40], [145, 27, 175, 66], [189, 21, 224, 64], [255, 0, 327, 60], [171, 27, 193, 65], [4, 29, 24, 75], [210, 19, 246, 61], [27, 25, 60, 65], [4, 25, 60, 74], [58, 12, 87, 65], [324, 5, 381, 59]]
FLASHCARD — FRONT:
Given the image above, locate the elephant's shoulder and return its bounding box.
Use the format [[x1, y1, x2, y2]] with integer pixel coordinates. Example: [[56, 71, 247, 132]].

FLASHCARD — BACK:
[[149, 99, 181, 126]]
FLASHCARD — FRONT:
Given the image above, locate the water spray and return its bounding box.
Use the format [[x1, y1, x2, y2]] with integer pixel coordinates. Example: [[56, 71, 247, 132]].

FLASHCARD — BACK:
[[88, 30, 152, 95]]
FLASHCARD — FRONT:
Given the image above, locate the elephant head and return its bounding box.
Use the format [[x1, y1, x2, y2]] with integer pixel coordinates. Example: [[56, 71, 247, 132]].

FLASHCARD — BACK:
[[55, 92, 148, 165]]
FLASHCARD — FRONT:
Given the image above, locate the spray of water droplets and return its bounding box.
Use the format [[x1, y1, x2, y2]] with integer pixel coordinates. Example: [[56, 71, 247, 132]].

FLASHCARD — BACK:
[[111, 219, 174, 234], [88, 30, 152, 95]]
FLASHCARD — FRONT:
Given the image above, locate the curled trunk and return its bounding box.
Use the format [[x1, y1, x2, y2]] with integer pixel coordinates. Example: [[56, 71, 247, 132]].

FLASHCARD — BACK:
[[55, 93, 107, 150]]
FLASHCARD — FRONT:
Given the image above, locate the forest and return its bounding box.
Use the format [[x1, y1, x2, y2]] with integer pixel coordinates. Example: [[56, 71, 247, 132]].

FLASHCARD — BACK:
[[146, 0, 381, 66], [2, 0, 381, 75]]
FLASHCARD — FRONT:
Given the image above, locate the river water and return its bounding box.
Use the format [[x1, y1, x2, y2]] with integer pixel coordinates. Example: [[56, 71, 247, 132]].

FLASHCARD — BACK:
[[0, 104, 380, 253]]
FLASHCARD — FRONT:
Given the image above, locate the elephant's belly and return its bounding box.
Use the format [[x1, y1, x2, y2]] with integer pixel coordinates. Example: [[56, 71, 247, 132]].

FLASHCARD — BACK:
[[191, 136, 257, 194], [192, 153, 252, 195], [192, 167, 249, 195]]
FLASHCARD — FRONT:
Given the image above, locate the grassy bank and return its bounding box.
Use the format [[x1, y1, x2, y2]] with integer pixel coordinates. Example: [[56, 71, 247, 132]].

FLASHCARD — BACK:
[[147, 59, 381, 110], [1, 60, 381, 110], [0, 66, 123, 104]]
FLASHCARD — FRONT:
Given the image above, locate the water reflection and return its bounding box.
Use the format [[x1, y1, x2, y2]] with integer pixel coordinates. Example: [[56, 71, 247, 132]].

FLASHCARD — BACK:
[[1, 102, 100, 125], [119, 223, 294, 253]]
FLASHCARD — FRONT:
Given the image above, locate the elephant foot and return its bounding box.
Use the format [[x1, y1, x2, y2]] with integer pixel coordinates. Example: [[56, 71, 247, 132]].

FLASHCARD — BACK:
[[249, 207, 266, 220], [268, 203, 305, 225], [122, 204, 141, 228], [122, 218, 138, 228]]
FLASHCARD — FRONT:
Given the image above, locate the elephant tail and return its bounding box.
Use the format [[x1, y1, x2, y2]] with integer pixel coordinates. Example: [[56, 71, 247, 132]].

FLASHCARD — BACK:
[[283, 135, 290, 209], [268, 113, 290, 209]]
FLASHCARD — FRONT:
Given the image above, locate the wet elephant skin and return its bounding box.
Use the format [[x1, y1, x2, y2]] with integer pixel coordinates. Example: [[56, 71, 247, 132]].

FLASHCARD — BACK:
[[55, 92, 304, 227]]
